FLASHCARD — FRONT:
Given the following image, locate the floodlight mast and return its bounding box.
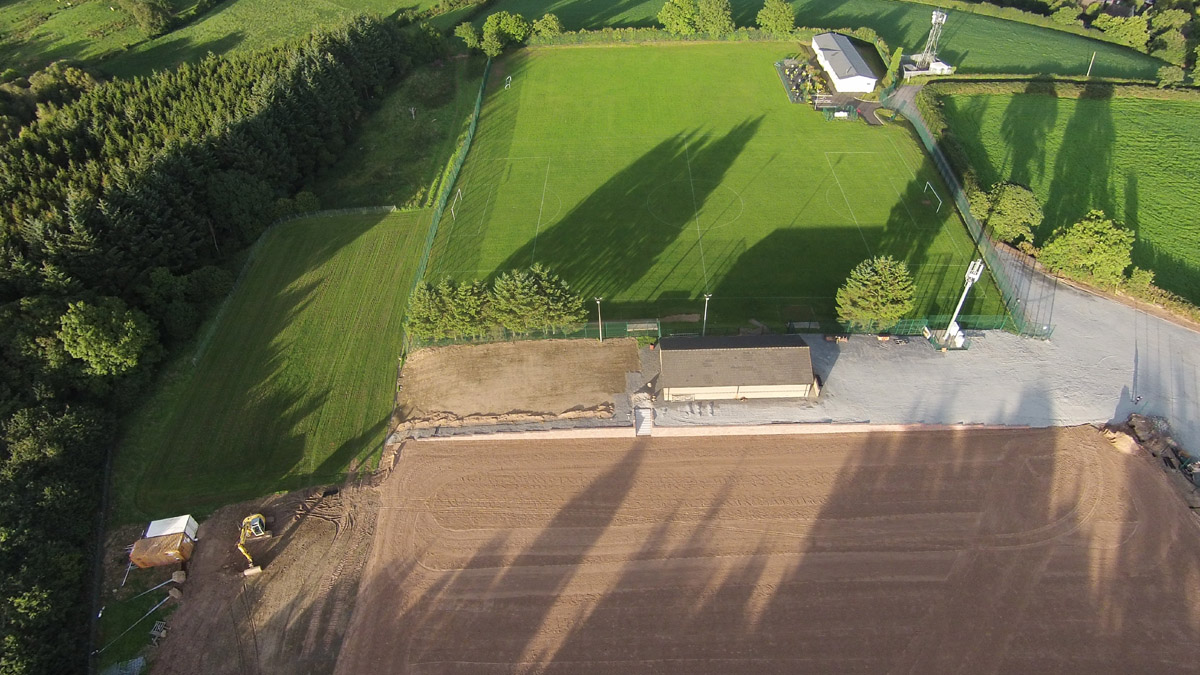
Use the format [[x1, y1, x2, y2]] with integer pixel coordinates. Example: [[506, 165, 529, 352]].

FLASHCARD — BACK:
[[943, 259, 985, 343], [595, 297, 603, 343], [917, 11, 947, 69], [702, 294, 712, 336]]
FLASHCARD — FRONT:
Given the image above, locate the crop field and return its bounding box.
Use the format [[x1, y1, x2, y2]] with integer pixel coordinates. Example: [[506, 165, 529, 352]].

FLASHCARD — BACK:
[[485, 0, 1162, 79], [428, 44, 1004, 327], [113, 210, 429, 520], [942, 94, 1200, 303]]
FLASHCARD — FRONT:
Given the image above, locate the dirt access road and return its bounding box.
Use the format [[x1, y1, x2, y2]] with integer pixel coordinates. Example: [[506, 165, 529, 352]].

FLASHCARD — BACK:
[[397, 339, 639, 426], [336, 427, 1200, 674]]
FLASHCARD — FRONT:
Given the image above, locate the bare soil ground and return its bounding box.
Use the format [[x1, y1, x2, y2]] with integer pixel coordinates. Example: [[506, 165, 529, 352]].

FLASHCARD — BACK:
[[397, 339, 639, 427], [335, 426, 1200, 674], [146, 482, 380, 675]]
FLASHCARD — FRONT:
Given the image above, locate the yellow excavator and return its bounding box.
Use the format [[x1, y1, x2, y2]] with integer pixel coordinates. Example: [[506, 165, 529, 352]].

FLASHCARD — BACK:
[[237, 514, 272, 576]]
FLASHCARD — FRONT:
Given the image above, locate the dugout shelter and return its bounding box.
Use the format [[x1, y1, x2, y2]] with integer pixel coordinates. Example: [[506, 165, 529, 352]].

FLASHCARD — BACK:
[[811, 33, 879, 93], [658, 335, 819, 402]]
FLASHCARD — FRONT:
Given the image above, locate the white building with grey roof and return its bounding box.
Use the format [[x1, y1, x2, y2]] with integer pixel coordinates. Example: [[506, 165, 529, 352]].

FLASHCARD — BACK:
[[811, 32, 879, 93]]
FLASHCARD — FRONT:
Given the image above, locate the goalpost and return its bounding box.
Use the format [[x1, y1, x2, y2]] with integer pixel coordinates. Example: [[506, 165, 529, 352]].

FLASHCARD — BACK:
[[923, 181, 943, 212], [450, 188, 462, 220]]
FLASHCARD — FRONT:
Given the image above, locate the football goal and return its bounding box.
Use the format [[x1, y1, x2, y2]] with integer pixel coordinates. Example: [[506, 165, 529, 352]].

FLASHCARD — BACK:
[[923, 181, 943, 212]]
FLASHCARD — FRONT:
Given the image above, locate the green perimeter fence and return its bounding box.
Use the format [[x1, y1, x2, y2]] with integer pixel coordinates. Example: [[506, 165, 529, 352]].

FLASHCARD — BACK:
[[407, 58, 493, 303], [406, 313, 1009, 351], [883, 93, 1056, 339], [407, 320, 661, 350]]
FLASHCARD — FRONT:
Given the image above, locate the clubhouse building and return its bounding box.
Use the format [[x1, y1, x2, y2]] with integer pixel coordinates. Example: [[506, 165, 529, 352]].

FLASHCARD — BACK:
[[811, 32, 879, 93]]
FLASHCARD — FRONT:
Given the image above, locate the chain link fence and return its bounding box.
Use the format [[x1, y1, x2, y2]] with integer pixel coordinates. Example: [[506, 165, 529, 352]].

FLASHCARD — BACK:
[[409, 58, 492, 296], [881, 92, 1055, 338]]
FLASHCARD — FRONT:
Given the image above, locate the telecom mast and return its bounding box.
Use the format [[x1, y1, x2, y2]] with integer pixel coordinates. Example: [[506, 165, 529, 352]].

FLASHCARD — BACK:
[[916, 10, 947, 69]]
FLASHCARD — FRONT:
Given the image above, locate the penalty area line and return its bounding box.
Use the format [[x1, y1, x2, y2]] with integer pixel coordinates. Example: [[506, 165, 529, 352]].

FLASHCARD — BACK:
[[684, 144, 710, 293], [530, 157, 552, 264], [824, 152, 873, 257]]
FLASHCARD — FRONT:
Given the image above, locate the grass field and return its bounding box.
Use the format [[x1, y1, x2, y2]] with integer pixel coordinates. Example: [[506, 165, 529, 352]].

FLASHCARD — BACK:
[[316, 57, 488, 209], [0, 0, 440, 78], [428, 44, 1004, 327], [102, 0, 439, 77], [484, 0, 1162, 79], [113, 210, 429, 521], [0, 0, 174, 73], [942, 93, 1200, 303]]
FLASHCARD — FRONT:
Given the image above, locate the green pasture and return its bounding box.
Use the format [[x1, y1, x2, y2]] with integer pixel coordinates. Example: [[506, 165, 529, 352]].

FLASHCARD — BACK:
[[0, 0, 440, 78], [483, 0, 1162, 79], [316, 57, 488, 209], [0, 0, 170, 73], [113, 211, 428, 521], [103, 0, 439, 77], [428, 43, 1004, 328], [942, 93, 1200, 303]]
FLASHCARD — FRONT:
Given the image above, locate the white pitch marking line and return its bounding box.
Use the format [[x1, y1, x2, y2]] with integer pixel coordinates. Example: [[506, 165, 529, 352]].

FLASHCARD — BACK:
[[530, 157, 552, 264], [684, 144, 710, 292], [475, 188, 492, 237], [886, 136, 919, 179], [824, 152, 873, 257], [888, 177, 923, 232]]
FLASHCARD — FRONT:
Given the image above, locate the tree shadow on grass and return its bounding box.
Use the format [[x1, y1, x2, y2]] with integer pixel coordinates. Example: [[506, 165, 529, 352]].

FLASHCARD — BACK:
[[1039, 83, 1116, 243], [119, 213, 396, 519], [100, 31, 246, 78], [999, 81, 1059, 188], [489, 117, 764, 301]]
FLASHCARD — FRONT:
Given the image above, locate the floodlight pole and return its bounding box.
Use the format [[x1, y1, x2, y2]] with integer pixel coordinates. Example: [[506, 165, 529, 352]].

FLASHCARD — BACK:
[[702, 294, 712, 336], [944, 259, 985, 343], [1086, 51, 1096, 78], [595, 298, 603, 343]]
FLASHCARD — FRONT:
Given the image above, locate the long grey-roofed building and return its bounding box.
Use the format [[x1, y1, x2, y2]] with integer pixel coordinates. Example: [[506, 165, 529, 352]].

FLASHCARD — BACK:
[[657, 335, 820, 402], [811, 32, 879, 93]]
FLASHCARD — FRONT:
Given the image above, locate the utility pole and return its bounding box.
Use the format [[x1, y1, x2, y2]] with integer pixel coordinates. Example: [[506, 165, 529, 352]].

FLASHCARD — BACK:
[[702, 294, 712, 336], [595, 297, 603, 343]]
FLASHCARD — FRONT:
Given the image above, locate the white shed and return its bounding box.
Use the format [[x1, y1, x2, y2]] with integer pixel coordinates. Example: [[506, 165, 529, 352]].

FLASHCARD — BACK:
[[658, 335, 820, 402], [144, 515, 199, 541], [811, 33, 879, 93]]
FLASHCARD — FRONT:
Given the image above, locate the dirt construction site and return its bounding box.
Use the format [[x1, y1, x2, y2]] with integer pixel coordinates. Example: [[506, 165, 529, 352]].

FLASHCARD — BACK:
[[150, 425, 1200, 674]]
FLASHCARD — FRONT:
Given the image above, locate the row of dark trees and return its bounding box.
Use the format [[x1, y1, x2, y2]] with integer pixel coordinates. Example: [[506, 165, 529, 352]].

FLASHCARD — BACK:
[[0, 15, 445, 674], [405, 265, 585, 340]]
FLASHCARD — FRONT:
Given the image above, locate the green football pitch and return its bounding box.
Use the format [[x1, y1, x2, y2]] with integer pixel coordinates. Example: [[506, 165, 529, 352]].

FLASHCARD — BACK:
[[427, 43, 1004, 327]]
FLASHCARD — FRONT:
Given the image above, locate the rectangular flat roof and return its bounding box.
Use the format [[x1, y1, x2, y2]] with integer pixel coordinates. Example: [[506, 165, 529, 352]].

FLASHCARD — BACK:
[[659, 335, 814, 389]]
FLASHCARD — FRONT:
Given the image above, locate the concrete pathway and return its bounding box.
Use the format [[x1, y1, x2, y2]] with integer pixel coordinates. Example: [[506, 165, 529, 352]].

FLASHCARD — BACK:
[[655, 280, 1200, 453]]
